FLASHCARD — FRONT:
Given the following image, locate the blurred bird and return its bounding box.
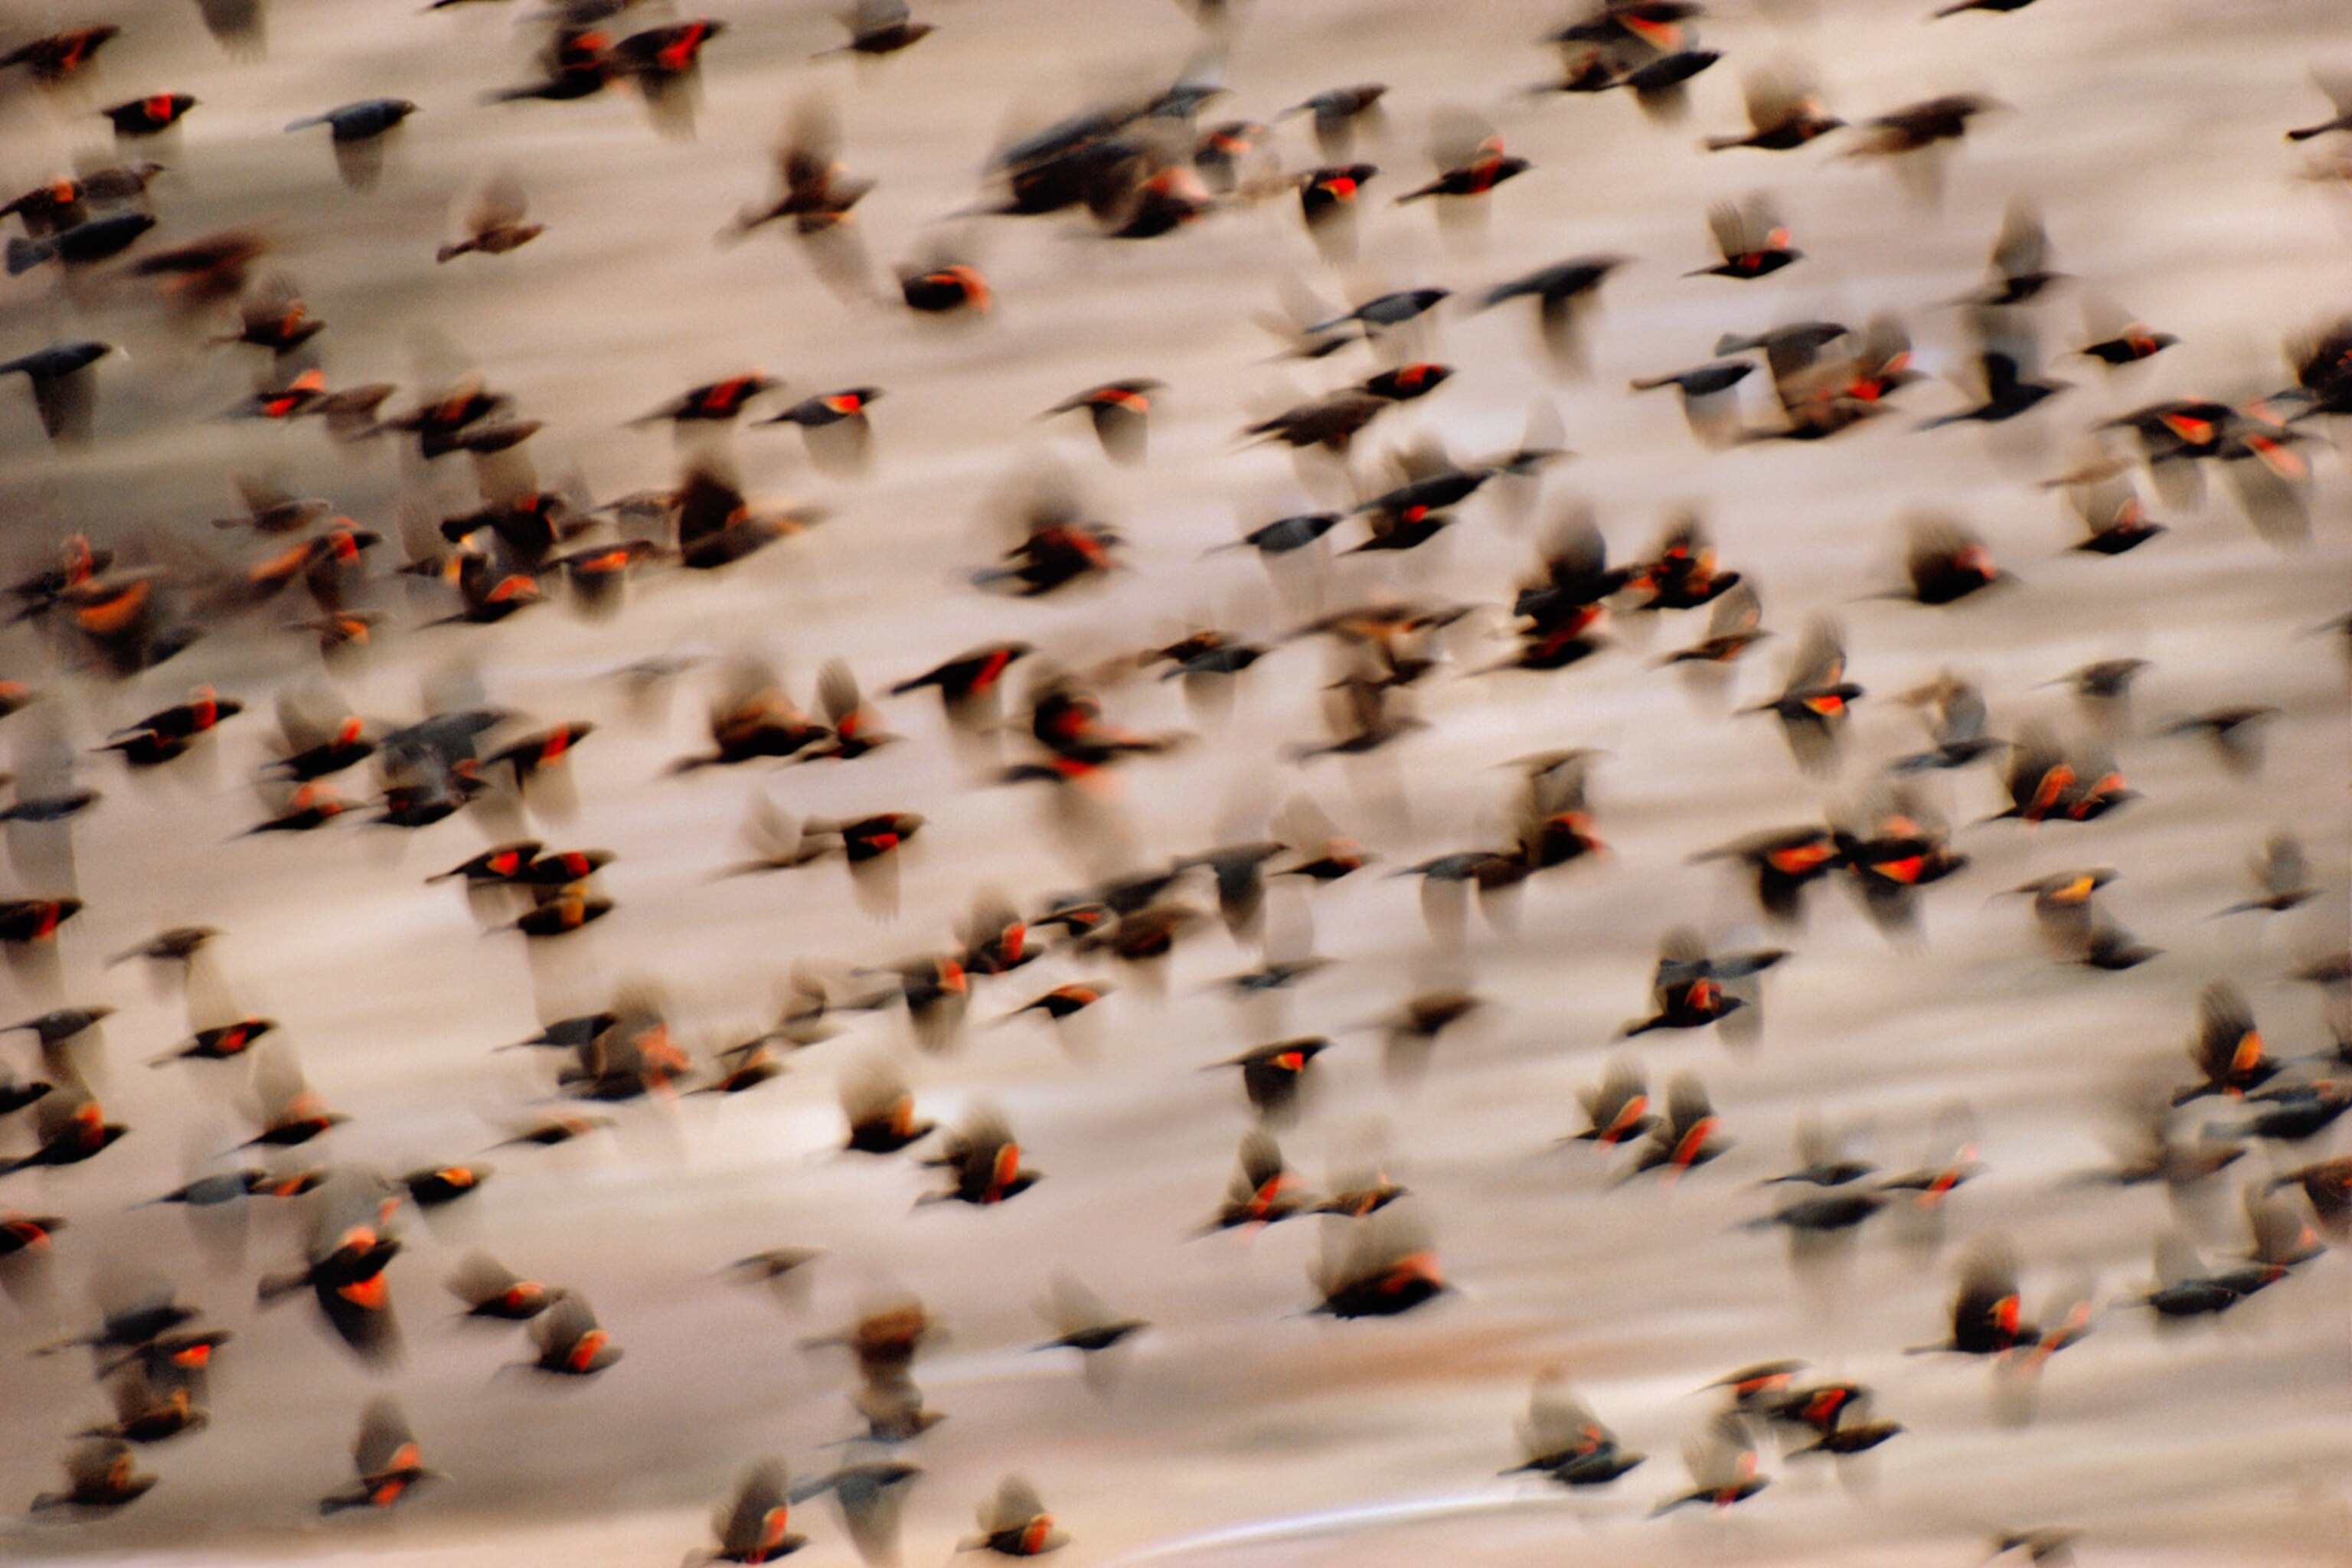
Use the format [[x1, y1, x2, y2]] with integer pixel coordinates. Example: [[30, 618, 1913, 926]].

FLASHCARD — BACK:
[[319, 1399, 439, 1513], [960, 1475, 1067, 1557], [1690, 196, 1800, 279], [920, 1107, 1038, 1205], [285, 100, 418, 190], [1505, 1370, 1646, 1486], [691, 1460, 804, 1563], [1745, 616, 1860, 774], [1650, 1412, 1767, 1514], [1622, 1073, 1733, 1181], [1705, 65, 1841, 151], [438, 172, 543, 261]]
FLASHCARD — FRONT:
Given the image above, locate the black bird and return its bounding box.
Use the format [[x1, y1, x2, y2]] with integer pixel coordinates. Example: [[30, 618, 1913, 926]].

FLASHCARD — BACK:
[[1505, 1370, 1646, 1486], [1746, 616, 1861, 774], [1704, 65, 1842, 151], [0, 342, 113, 443], [1480, 257, 1624, 375], [1690, 196, 1800, 279], [1922, 308, 2069, 426], [286, 100, 419, 190]]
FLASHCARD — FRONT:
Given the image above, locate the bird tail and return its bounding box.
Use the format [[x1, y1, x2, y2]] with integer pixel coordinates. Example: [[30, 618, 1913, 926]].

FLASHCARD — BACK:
[[284, 115, 328, 132], [435, 241, 475, 264]]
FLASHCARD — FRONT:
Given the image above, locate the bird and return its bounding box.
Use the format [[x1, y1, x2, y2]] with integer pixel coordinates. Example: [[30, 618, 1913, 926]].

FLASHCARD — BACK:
[[1746, 616, 1862, 774], [0, 342, 113, 443], [103, 94, 199, 139], [319, 1399, 439, 1513], [1690, 196, 1800, 279], [1622, 1073, 1734, 1181], [1704, 65, 1841, 151], [1649, 1412, 1768, 1514], [438, 172, 542, 262], [691, 1460, 805, 1564], [1505, 1370, 1646, 1486], [820, 0, 934, 60], [959, 1475, 1067, 1557], [286, 100, 418, 189], [1040, 380, 1161, 466]]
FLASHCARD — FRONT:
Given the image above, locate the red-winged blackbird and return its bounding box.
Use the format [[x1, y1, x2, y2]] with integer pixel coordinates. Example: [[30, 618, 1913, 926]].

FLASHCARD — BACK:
[[961, 1475, 1067, 1557], [1958, 201, 2066, 305], [920, 1107, 1038, 1206], [840, 1060, 935, 1154], [607, 19, 724, 136], [2172, 982, 2277, 1104], [320, 1398, 438, 1514], [1619, 929, 1766, 1037], [1621, 1073, 1733, 1181], [1310, 1202, 1446, 1318], [1922, 308, 2069, 426], [217, 272, 326, 358], [890, 642, 1031, 732], [0, 26, 118, 83], [2216, 830, 2314, 916], [900, 260, 989, 315], [1360, 361, 1450, 403], [2077, 297, 2176, 366], [1650, 1412, 1766, 1515], [1706, 66, 1841, 151], [256, 1174, 402, 1364], [762, 389, 882, 475], [1690, 195, 1799, 279], [31, 1438, 155, 1513], [672, 463, 824, 570], [103, 95, 198, 139], [490, 1112, 613, 1150], [1907, 1240, 2084, 1359], [1507, 1370, 1647, 1486], [446, 1252, 563, 1320], [1834, 784, 1967, 936], [1203, 1129, 1313, 1232], [1297, 163, 1377, 262], [498, 18, 619, 100], [1570, 1058, 1658, 1147], [1746, 616, 1860, 774], [1034, 1273, 1148, 1371], [633, 374, 780, 427], [2062, 474, 2166, 554], [285, 100, 418, 191], [402, 1162, 490, 1207], [100, 687, 243, 766], [691, 1459, 804, 1563], [0, 1082, 122, 1176], [151, 1018, 276, 1067], [439, 172, 542, 261], [818, 0, 933, 59], [1397, 111, 1529, 203], [1847, 92, 1997, 157], [1040, 380, 1159, 466], [528, 1292, 621, 1374], [1241, 390, 1388, 453]]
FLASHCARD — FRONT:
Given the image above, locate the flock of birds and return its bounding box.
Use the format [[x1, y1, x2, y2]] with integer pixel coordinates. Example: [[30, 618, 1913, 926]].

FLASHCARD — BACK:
[[0, 0, 2345, 1564]]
